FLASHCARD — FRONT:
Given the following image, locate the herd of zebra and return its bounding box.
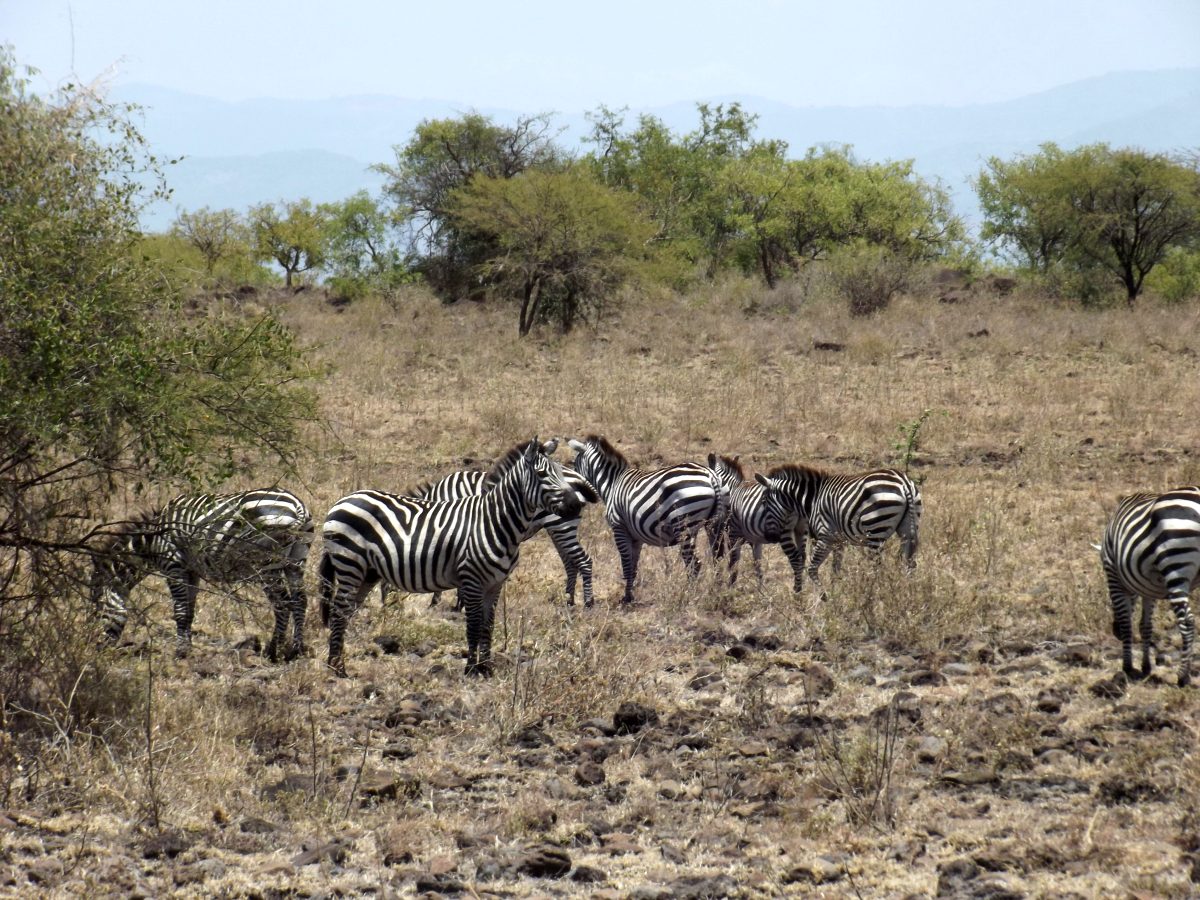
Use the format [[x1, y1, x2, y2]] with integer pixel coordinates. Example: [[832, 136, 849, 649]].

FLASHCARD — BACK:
[[90, 434, 1198, 687]]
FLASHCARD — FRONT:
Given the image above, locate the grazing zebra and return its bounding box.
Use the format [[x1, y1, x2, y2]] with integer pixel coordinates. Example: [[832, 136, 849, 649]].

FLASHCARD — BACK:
[[1099, 488, 1199, 687], [90, 489, 314, 661], [410, 445, 601, 607], [566, 435, 728, 605], [318, 438, 579, 677], [705, 454, 805, 588], [753, 463, 922, 592]]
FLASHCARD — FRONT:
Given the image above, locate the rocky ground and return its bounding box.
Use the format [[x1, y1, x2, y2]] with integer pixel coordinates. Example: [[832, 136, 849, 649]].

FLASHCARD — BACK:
[[3, 588, 1198, 898]]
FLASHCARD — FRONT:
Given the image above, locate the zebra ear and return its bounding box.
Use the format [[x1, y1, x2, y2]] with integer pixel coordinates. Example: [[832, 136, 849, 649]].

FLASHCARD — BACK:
[[567, 438, 586, 453], [525, 437, 541, 461], [755, 473, 772, 489], [707, 452, 717, 467], [542, 438, 560, 455]]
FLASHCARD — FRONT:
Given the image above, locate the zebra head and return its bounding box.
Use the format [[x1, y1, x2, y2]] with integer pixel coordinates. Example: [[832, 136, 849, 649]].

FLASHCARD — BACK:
[[518, 436, 581, 517], [754, 472, 802, 531], [89, 518, 154, 642], [707, 453, 744, 492], [566, 435, 626, 500]]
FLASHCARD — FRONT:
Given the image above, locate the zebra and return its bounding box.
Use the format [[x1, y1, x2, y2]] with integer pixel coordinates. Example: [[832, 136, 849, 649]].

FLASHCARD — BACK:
[[318, 438, 580, 677], [409, 444, 601, 608], [565, 435, 728, 605], [1099, 488, 1199, 687], [753, 463, 922, 592], [705, 453, 805, 588], [89, 489, 314, 661]]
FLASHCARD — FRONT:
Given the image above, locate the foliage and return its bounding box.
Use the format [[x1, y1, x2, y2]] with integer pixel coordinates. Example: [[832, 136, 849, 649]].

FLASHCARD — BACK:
[[1145, 246, 1200, 303], [249, 198, 330, 288], [171, 206, 250, 280], [374, 113, 561, 297], [829, 241, 915, 316], [0, 50, 317, 729], [450, 166, 656, 334], [319, 191, 414, 302], [584, 102, 759, 270], [977, 143, 1200, 304], [139, 232, 276, 290]]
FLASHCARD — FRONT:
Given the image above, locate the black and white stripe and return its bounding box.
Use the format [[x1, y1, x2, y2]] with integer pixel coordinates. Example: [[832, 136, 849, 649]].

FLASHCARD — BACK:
[[90, 489, 314, 661], [318, 438, 579, 677], [1099, 488, 1199, 687], [411, 450, 600, 607], [567, 435, 728, 605], [706, 454, 804, 588], [754, 463, 922, 591]]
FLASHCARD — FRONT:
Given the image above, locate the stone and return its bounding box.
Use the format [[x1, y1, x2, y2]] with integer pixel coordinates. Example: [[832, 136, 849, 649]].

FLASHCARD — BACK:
[[687, 667, 724, 690], [1050, 644, 1094, 667], [941, 662, 973, 677], [741, 628, 783, 650], [1089, 674, 1127, 699], [574, 761, 606, 786], [725, 643, 751, 661], [239, 816, 277, 834], [847, 665, 875, 685], [173, 859, 226, 886], [415, 873, 465, 894], [800, 661, 837, 697], [513, 845, 571, 878], [916, 736, 946, 762], [571, 864, 608, 883], [936, 857, 979, 896], [613, 701, 659, 734], [783, 858, 844, 885], [906, 669, 946, 686], [291, 841, 347, 867], [600, 832, 641, 855], [664, 874, 738, 898], [373, 634, 403, 654], [142, 831, 190, 860]]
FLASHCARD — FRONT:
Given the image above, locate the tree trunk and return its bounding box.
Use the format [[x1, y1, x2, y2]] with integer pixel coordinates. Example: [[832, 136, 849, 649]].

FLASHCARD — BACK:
[[760, 243, 777, 289], [519, 278, 541, 336]]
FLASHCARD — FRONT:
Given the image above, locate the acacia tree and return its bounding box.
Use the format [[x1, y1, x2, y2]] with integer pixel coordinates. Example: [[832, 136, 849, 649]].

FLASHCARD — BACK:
[[977, 143, 1200, 304], [319, 191, 409, 298], [249, 198, 329, 287], [374, 113, 561, 297], [0, 51, 316, 728], [171, 206, 247, 277], [450, 167, 655, 334]]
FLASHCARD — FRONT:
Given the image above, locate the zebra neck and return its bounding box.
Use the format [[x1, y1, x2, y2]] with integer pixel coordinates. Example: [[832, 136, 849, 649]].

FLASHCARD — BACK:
[[480, 464, 538, 534], [587, 458, 626, 502]]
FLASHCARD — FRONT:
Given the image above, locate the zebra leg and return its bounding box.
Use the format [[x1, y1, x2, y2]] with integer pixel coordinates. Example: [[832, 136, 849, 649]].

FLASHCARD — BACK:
[[751, 542, 764, 586], [1166, 582, 1195, 688], [807, 539, 835, 600], [326, 577, 374, 678], [166, 569, 199, 658], [782, 530, 806, 593], [898, 505, 920, 571], [459, 576, 488, 676], [547, 522, 592, 607], [1107, 584, 1138, 681], [288, 566, 307, 660], [1138, 595, 1157, 678], [727, 538, 744, 587], [429, 591, 441, 608], [613, 526, 641, 605], [478, 583, 502, 678], [264, 584, 291, 663], [679, 530, 702, 579]]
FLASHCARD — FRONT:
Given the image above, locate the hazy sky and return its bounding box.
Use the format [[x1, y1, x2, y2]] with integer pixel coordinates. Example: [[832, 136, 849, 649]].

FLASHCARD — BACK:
[[6, 0, 1200, 109]]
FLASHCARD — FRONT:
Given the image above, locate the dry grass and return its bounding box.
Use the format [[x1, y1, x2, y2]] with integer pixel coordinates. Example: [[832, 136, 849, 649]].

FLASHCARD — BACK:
[[4, 276, 1200, 897]]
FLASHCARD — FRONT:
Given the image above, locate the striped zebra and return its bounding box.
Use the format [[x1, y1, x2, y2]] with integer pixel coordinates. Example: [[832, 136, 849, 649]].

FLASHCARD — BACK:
[[705, 454, 805, 588], [410, 447, 600, 607], [318, 438, 580, 677], [753, 463, 922, 592], [566, 435, 728, 605], [1099, 488, 1199, 687], [90, 489, 314, 661]]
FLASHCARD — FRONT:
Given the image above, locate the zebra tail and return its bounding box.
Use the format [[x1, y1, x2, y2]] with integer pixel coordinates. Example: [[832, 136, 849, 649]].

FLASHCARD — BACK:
[[318, 550, 336, 627]]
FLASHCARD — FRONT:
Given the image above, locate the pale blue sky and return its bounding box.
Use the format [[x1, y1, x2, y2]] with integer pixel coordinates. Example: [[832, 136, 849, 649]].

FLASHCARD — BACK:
[[5, 0, 1200, 109]]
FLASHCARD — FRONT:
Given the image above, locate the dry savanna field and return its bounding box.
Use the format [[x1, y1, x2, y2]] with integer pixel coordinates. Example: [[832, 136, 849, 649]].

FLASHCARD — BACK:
[[5, 275, 1200, 898]]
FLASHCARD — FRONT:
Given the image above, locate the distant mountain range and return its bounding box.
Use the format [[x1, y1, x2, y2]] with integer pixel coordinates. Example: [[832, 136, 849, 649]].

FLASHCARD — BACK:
[[117, 68, 1200, 233]]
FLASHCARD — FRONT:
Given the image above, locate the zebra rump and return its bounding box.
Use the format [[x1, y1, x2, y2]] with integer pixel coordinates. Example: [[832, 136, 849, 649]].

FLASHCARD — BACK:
[[1099, 488, 1199, 687]]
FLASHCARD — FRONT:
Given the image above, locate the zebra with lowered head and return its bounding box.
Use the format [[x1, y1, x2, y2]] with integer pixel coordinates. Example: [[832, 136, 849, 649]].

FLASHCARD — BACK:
[[705, 453, 805, 588], [90, 488, 314, 661], [410, 443, 601, 607], [318, 438, 580, 677], [1099, 487, 1199, 687], [566, 435, 728, 605], [753, 463, 922, 592]]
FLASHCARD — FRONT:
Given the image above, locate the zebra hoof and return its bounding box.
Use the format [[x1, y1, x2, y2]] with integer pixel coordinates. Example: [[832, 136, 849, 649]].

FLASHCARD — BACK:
[[328, 658, 348, 678], [1179, 673, 1191, 688], [464, 661, 493, 678], [285, 643, 306, 662]]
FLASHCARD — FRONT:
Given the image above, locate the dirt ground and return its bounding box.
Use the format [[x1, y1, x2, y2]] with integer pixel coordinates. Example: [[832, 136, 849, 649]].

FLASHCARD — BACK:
[[3, 278, 1200, 898]]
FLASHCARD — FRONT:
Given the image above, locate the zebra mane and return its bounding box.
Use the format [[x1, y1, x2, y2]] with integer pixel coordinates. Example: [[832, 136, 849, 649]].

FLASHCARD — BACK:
[[717, 454, 746, 480], [767, 462, 830, 481], [408, 468, 482, 499], [482, 440, 537, 488], [585, 434, 627, 465]]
